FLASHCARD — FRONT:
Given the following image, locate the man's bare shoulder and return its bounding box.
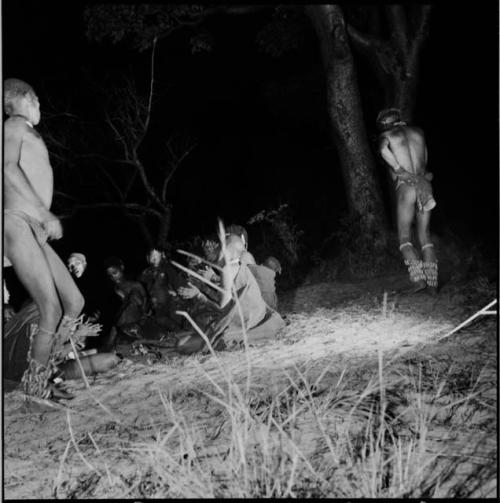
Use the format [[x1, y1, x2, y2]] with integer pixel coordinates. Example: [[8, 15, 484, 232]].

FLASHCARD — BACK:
[[406, 125, 425, 140], [404, 124, 423, 134], [378, 132, 390, 146], [4, 116, 29, 135]]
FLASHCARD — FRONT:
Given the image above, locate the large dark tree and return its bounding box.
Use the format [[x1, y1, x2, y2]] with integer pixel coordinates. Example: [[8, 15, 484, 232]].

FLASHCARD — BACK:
[[83, 4, 432, 252], [345, 4, 432, 121], [304, 5, 387, 248]]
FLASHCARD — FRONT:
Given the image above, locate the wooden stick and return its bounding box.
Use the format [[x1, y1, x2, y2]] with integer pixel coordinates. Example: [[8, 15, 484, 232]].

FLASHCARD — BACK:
[[382, 291, 388, 318], [170, 260, 226, 295], [439, 299, 497, 340], [176, 248, 223, 271]]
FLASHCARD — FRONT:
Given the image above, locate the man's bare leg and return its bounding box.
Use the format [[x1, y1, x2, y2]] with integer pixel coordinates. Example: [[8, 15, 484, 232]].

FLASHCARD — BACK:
[[396, 184, 426, 291], [41, 243, 85, 353], [4, 218, 61, 365], [416, 210, 438, 291], [42, 243, 84, 317]]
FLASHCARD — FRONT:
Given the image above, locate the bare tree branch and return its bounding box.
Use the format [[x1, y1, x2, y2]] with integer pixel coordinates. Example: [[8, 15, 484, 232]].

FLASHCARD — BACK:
[[73, 202, 163, 219], [105, 109, 130, 158], [99, 166, 125, 201], [346, 22, 381, 53], [386, 5, 408, 48], [133, 156, 166, 211], [71, 153, 137, 166], [145, 37, 157, 132], [54, 190, 79, 202], [123, 168, 140, 200], [414, 5, 432, 47], [161, 141, 197, 202]]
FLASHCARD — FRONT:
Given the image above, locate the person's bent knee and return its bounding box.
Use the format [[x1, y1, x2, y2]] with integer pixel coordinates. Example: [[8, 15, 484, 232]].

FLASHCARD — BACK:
[[38, 298, 63, 325], [71, 291, 85, 317], [62, 288, 85, 318]]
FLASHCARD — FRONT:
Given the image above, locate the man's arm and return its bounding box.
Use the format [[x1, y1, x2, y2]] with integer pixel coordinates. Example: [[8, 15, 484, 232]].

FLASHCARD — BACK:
[[4, 120, 50, 219], [378, 136, 402, 173], [4, 119, 61, 237], [379, 135, 417, 185]]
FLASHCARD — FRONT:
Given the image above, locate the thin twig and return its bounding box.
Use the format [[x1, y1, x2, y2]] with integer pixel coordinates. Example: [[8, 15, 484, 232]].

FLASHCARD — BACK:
[[88, 432, 113, 485], [68, 335, 124, 425], [66, 410, 99, 473], [53, 439, 72, 497]]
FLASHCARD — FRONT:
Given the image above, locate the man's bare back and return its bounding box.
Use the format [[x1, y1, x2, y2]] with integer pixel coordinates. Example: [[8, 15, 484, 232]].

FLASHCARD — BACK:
[[376, 107, 438, 294], [379, 125, 427, 179]]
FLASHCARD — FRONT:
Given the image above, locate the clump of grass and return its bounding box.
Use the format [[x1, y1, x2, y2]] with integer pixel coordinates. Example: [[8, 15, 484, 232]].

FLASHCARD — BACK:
[[100, 348, 494, 499], [52, 347, 496, 498], [50, 222, 496, 499]]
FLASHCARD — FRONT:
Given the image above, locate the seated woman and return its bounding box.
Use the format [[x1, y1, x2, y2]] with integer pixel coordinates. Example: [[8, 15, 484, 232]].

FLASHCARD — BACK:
[[176, 234, 285, 354], [139, 248, 185, 331], [103, 256, 154, 348], [174, 236, 224, 333]]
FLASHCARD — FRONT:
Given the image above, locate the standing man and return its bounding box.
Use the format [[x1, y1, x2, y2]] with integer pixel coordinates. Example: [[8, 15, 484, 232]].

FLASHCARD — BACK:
[[3, 78, 84, 399], [377, 108, 438, 293]]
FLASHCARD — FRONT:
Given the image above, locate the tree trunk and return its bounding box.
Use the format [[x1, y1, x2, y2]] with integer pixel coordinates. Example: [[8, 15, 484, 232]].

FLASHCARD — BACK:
[[126, 212, 154, 249], [379, 41, 421, 122], [157, 206, 172, 250], [306, 5, 388, 248], [347, 5, 432, 123]]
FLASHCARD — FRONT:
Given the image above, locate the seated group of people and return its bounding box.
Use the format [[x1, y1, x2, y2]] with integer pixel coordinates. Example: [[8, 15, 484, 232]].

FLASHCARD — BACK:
[[3, 224, 285, 393], [101, 224, 285, 353]]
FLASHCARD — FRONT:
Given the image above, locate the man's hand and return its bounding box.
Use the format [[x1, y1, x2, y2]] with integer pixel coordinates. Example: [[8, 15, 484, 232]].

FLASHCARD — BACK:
[[3, 305, 16, 323], [395, 169, 417, 186], [88, 310, 101, 323], [43, 215, 63, 241], [178, 283, 201, 299], [415, 174, 436, 212]]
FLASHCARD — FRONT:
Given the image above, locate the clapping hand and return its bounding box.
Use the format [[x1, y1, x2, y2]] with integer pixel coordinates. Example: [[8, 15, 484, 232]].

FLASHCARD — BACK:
[[178, 283, 200, 299]]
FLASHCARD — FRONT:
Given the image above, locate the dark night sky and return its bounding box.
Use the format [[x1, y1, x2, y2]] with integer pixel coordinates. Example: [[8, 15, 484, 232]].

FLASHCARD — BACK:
[[3, 2, 499, 278]]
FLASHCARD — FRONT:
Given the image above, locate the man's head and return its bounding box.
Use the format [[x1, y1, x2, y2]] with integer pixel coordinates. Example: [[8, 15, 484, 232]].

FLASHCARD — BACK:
[[263, 256, 282, 275], [376, 108, 406, 132], [147, 248, 165, 267], [67, 252, 87, 278], [226, 224, 248, 249], [202, 237, 220, 263], [104, 256, 125, 284], [221, 234, 245, 265], [4, 78, 41, 125]]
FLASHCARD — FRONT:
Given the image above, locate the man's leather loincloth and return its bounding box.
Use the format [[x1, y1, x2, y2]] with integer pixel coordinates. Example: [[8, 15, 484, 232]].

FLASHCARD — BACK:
[[3, 209, 48, 267], [394, 171, 436, 212]]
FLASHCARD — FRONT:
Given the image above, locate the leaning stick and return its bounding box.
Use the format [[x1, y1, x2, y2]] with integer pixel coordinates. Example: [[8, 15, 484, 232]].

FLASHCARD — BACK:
[[176, 249, 223, 272], [171, 260, 226, 294], [439, 299, 497, 340]]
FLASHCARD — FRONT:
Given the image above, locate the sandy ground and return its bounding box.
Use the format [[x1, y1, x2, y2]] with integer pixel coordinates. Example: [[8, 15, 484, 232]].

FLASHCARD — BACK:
[[3, 273, 497, 498]]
